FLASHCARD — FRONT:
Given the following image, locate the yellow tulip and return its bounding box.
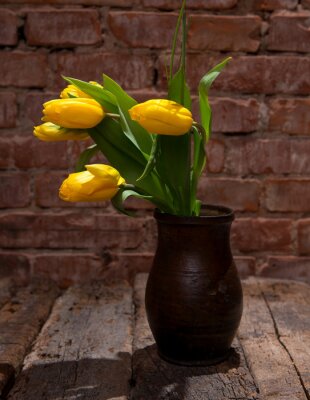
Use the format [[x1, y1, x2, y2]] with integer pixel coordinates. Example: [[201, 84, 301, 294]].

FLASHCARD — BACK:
[[42, 98, 105, 129], [129, 99, 193, 135], [33, 122, 89, 141], [59, 164, 125, 202], [60, 81, 102, 99]]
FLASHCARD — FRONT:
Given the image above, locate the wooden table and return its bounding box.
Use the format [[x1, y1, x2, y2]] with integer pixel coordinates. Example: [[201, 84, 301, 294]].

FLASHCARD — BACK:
[[0, 275, 309, 400]]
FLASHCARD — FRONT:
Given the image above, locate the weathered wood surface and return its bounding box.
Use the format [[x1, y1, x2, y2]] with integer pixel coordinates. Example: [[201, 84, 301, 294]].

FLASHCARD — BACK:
[[132, 274, 260, 400], [8, 282, 133, 400], [2, 274, 309, 400], [0, 280, 59, 398], [239, 278, 310, 400]]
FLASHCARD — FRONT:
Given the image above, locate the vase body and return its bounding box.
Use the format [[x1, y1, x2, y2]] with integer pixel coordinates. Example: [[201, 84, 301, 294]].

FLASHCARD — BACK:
[[145, 205, 243, 366]]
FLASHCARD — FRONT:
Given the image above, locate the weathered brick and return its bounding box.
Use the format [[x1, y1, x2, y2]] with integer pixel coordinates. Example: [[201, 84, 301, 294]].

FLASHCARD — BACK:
[[198, 177, 261, 212], [188, 15, 261, 52], [0, 9, 18, 45], [32, 253, 103, 288], [181, 55, 310, 94], [54, 53, 153, 90], [226, 139, 310, 175], [212, 98, 260, 133], [297, 219, 310, 255], [254, 0, 298, 9], [0, 212, 145, 249], [0, 53, 47, 88], [259, 256, 310, 283], [206, 139, 225, 173], [0, 173, 31, 208], [268, 98, 310, 135], [0, 138, 12, 169], [25, 10, 101, 47], [142, 0, 237, 9], [14, 137, 69, 169], [234, 256, 256, 278], [102, 251, 154, 283], [302, 0, 310, 9], [192, 97, 260, 133], [267, 12, 310, 52], [0, 252, 30, 284], [109, 12, 177, 48], [0, 0, 136, 4], [0, 92, 17, 128], [23, 92, 58, 127], [231, 218, 292, 253], [265, 179, 310, 212]]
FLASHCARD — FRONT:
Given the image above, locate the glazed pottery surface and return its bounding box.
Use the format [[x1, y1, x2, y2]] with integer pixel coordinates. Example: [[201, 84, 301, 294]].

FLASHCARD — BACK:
[[145, 205, 243, 366]]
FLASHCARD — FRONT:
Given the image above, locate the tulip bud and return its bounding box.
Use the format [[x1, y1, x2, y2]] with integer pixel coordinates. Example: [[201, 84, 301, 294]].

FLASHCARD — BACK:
[[59, 164, 125, 202], [129, 99, 193, 136], [60, 81, 102, 99], [33, 122, 89, 141], [42, 98, 105, 129]]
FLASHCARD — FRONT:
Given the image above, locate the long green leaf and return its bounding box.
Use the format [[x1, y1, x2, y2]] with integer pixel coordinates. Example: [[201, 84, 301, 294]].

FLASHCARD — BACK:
[[198, 57, 232, 141], [63, 77, 118, 113], [75, 144, 99, 172], [111, 187, 152, 217], [190, 125, 206, 214], [103, 74, 153, 154]]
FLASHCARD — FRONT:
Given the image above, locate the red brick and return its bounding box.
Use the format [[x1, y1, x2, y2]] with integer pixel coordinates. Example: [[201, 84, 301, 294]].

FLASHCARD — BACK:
[[25, 10, 101, 47], [0, 173, 31, 208], [231, 218, 292, 253], [259, 256, 310, 284], [226, 139, 310, 175], [102, 251, 154, 283], [182, 55, 310, 94], [267, 12, 310, 52], [0, 212, 145, 249], [268, 98, 310, 135], [302, 0, 310, 9], [212, 98, 260, 133], [109, 12, 177, 48], [188, 15, 261, 53], [32, 253, 103, 288], [14, 137, 69, 169], [254, 0, 298, 9], [0, 138, 12, 169], [234, 256, 256, 279], [0, 9, 18, 45], [0, 92, 17, 128], [265, 179, 310, 212], [206, 139, 225, 173], [198, 178, 261, 212], [54, 53, 153, 90], [297, 219, 310, 255], [1, 0, 137, 4], [0, 52, 47, 88], [0, 252, 30, 284], [192, 97, 260, 133], [142, 0, 237, 9]]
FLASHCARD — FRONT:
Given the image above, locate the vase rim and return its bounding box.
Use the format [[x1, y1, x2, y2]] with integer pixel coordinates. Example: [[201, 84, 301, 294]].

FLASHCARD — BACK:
[[154, 204, 234, 225]]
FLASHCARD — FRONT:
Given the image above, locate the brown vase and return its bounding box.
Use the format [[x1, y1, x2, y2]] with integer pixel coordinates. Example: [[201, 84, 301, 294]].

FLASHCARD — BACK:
[[145, 205, 243, 366]]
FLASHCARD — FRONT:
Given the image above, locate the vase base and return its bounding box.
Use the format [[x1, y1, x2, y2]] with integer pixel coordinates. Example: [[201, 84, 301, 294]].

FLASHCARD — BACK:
[[157, 348, 232, 367]]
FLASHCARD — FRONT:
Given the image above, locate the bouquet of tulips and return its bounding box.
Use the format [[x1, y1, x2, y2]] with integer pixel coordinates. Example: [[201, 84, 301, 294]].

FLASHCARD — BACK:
[[34, 1, 230, 217]]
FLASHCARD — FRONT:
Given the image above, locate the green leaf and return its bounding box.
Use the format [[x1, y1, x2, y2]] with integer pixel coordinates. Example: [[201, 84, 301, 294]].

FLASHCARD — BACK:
[[169, 0, 186, 82], [63, 77, 118, 113], [75, 144, 99, 172], [111, 187, 152, 217], [168, 69, 192, 110], [190, 125, 206, 214], [137, 135, 159, 182], [103, 74, 153, 154], [198, 57, 232, 141]]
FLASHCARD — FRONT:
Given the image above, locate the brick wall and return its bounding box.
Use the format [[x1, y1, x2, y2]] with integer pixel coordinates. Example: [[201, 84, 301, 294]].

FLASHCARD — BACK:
[[1, 0, 310, 287]]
